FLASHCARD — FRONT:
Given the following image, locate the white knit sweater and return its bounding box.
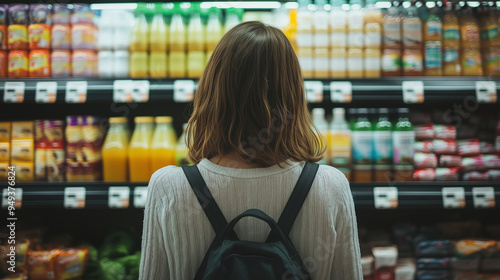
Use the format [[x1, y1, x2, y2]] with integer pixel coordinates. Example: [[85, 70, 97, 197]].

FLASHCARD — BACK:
[[139, 159, 363, 280]]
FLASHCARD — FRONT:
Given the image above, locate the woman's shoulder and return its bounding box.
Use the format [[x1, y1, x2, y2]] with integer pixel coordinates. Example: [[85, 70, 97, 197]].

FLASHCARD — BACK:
[[147, 165, 188, 196], [311, 164, 352, 199]]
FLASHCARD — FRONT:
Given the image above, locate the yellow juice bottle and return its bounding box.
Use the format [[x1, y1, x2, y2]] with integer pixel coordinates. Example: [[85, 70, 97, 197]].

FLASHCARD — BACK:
[[130, 4, 150, 52], [150, 3, 168, 52], [461, 6, 482, 76], [102, 117, 129, 182], [151, 116, 177, 172], [283, 9, 298, 53], [187, 4, 206, 78], [169, 6, 187, 78], [130, 51, 149, 78], [149, 51, 168, 78], [206, 7, 223, 52], [128, 117, 154, 182]]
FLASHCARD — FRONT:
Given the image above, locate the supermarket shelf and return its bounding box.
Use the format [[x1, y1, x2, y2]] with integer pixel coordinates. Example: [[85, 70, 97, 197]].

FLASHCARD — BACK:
[[2, 181, 500, 209], [0, 77, 499, 104]]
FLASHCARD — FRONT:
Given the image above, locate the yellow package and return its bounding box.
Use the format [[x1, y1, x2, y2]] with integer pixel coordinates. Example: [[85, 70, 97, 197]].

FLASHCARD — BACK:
[[455, 239, 496, 258], [12, 122, 34, 140], [0, 122, 11, 141], [0, 162, 8, 182], [11, 140, 34, 161], [0, 142, 9, 161], [15, 239, 30, 270], [27, 250, 59, 280], [11, 161, 34, 182], [54, 248, 89, 280]]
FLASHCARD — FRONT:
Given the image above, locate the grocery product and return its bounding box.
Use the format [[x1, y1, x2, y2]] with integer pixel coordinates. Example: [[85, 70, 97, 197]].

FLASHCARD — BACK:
[[372, 246, 398, 280], [28, 24, 50, 49], [50, 50, 70, 77], [283, 8, 298, 52], [313, 0, 329, 50], [29, 49, 50, 77], [433, 139, 457, 155], [51, 24, 71, 50], [329, 108, 351, 166], [187, 4, 205, 78], [8, 4, 29, 50], [151, 116, 177, 172], [71, 24, 97, 50], [150, 51, 168, 78], [225, 8, 242, 34], [66, 116, 83, 182], [348, 0, 364, 49], [150, 3, 167, 52], [364, 48, 381, 78], [0, 51, 7, 77], [130, 4, 149, 52], [382, 48, 402, 76], [27, 250, 58, 280], [8, 50, 28, 77], [113, 50, 130, 77], [102, 117, 129, 182], [98, 50, 113, 78], [443, 3, 461, 76], [363, 0, 382, 49], [330, 0, 347, 49], [81, 116, 104, 181], [402, 3, 423, 50], [382, 4, 402, 50], [393, 108, 415, 165], [54, 248, 89, 280], [52, 4, 70, 25], [424, 8, 443, 76], [352, 108, 373, 165], [128, 116, 154, 182], [72, 50, 97, 77], [0, 5, 8, 51], [352, 165, 372, 182], [373, 108, 392, 165], [414, 153, 437, 169], [71, 4, 95, 25]]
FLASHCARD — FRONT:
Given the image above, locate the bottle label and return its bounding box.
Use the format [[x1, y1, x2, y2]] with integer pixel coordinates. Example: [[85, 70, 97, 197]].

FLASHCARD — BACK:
[[373, 131, 393, 164], [427, 21, 442, 37], [348, 56, 363, 71], [331, 31, 347, 48], [365, 56, 381, 71], [463, 52, 481, 68], [425, 41, 442, 68], [299, 55, 314, 71], [364, 23, 381, 47], [315, 56, 329, 71], [348, 31, 364, 47], [352, 131, 373, 164], [403, 52, 423, 72], [444, 47, 459, 63], [314, 33, 330, 48], [462, 26, 480, 41], [382, 51, 401, 72], [296, 33, 313, 48], [393, 131, 415, 165], [403, 23, 422, 47], [383, 22, 402, 46], [487, 25, 498, 40], [330, 55, 346, 72], [443, 28, 460, 40], [330, 131, 351, 166]]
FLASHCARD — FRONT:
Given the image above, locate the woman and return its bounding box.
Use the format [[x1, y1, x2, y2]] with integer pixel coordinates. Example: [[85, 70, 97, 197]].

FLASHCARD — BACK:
[[139, 21, 362, 279]]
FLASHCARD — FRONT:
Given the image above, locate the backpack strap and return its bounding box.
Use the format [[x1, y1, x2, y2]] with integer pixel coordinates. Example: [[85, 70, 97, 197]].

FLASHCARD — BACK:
[[266, 161, 319, 242], [182, 165, 238, 240]]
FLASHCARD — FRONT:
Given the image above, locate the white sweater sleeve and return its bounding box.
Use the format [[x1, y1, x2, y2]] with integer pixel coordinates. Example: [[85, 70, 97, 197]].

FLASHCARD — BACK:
[[330, 175, 363, 280], [139, 173, 169, 280]]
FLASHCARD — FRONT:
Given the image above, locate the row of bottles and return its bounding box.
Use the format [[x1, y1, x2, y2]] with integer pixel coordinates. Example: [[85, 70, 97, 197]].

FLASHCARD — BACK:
[[102, 116, 190, 182]]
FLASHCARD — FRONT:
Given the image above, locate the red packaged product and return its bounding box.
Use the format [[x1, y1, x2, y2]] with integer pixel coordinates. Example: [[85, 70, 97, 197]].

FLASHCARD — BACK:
[[0, 50, 7, 77], [0, 25, 7, 50], [436, 168, 459, 181], [433, 140, 457, 155], [484, 155, 500, 169], [462, 156, 485, 172], [439, 155, 462, 167], [415, 124, 434, 140], [414, 141, 434, 153], [488, 170, 500, 181], [463, 171, 489, 181], [28, 24, 50, 49], [480, 141, 496, 154], [434, 125, 456, 140], [8, 50, 28, 78], [414, 153, 438, 169], [29, 49, 50, 77], [413, 169, 436, 181], [457, 139, 481, 156]]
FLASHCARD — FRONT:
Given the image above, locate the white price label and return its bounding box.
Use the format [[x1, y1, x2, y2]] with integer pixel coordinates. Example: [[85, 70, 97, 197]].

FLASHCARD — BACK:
[[132, 80, 150, 102], [134, 187, 148, 208], [3, 82, 25, 103], [35, 82, 57, 103], [2, 188, 22, 209], [173, 80, 195, 103], [472, 187, 495, 208], [475, 81, 497, 103], [402, 81, 424, 103], [113, 80, 133, 103], [65, 81, 88, 103], [442, 187, 465, 209], [330, 81, 352, 103], [108, 186, 130, 208], [64, 187, 86, 209], [373, 187, 398, 209], [304, 81, 324, 103]]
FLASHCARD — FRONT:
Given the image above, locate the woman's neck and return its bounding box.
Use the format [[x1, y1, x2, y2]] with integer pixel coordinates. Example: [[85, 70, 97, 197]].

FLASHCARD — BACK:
[[209, 153, 262, 169]]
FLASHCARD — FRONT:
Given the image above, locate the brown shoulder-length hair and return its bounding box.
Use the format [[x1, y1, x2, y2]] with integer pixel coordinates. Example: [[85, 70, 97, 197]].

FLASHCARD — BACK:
[[186, 21, 326, 167]]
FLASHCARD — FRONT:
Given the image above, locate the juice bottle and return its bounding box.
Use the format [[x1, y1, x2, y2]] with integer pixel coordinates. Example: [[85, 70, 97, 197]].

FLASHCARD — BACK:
[[313, 0, 330, 49], [296, 0, 313, 49], [312, 108, 328, 165], [130, 51, 149, 78], [176, 123, 192, 166], [382, 48, 402, 76], [149, 51, 168, 78], [382, 4, 402, 50], [284, 9, 298, 53], [150, 3, 168, 52], [424, 7, 443, 76], [330, 0, 347, 49], [170, 6, 186, 52], [330, 108, 351, 166], [402, 4, 422, 50], [102, 117, 129, 182], [128, 116, 154, 182], [392, 108, 415, 165], [348, 0, 364, 48], [314, 48, 329, 78], [363, 0, 382, 49], [443, 3, 461, 76], [373, 108, 392, 165], [351, 108, 373, 165], [224, 8, 242, 34], [130, 3, 149, 52], [298, 47, 314, 78], [113, 10, 134, 51], [347, 48, 364, 78], [462, 47, 483, 76], [403, 48, 423, 76], [364, 48, 381, 78], [187, 4, 205, 78], [330, 48, 347, 78], [206, 7, 222, 52], [460, 6, 481, 50], [151, 116, 177, 172]]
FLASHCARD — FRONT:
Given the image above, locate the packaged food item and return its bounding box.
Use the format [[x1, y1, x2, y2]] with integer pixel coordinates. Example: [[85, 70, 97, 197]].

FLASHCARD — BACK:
[[415, 124, 434, 140], [27, 250, 59, 280], [484, 155, 500, 169], [8, 50, 28, 78], [29, 50, 50, 77], [12, 121, 34, 139], [439, 155, 462, 167], [11, 139, 34, 161], [416, 270, 451, 280], [70, 4, 95, 25], [0, 122, 11, 141], [362, 255, 374, 280], [15, 239, 30, 270], [0, 25, 7, 51], [65, 116, 83, 182], [71, 24, 97, 50], [34, 120, 46, 181], [382, 48, 402, 76], [462, 156, 485, 172], [45, 120, 65, 182], [54, 248, 89, 280], [29, 4, 49, 24], [480, 142, 496, 154], [28, 24, 50, 49], [417, 258, 451, 270], [372, 246, 398, 280], [457, 139, 481, 156], [72, 50, 97, 77], [98, 50, 113, 78], [463, 171, 489, 181], [81, 116, 104, 181], [0, 142, 9, 161], [0, 4, 6, 25], [434, 125, 456, 140], [51, 50, 71, 77], [488, 170, 500, 181], [413, 168, 436, 181], [8, 4, 29, 50], [414, 153, 437, 169], [0, 51, 7, 77], [416, 240, 455, 258], [51, 24, 71, 49], [8, 4, 29, 25], [0, 162, 8, 181], [433, 140, 457, 155], [395, 259, 416, 280], [52, 4, 69, 24], [436, 167, 459, 181], [414, 141, 433, 153], [11, 161, 34, 181]]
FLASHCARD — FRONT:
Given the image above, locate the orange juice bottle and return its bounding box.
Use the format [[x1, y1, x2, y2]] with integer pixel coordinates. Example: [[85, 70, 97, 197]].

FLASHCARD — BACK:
[[283, 9, 298, 53], [442, 3, 461, 76], [128, 116, 154, 182], [102, 117, 129, 182], [424, 7, 443, 76], [460, 6, 482, 76], [151, 116, 177, 172]]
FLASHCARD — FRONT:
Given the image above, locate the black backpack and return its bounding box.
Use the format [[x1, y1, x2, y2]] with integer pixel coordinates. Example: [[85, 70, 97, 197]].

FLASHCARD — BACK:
[[181, 161, 319, 280]]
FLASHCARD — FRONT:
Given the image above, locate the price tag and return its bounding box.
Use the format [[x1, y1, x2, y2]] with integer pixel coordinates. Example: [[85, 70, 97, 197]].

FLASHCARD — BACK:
[[373, 187, 398, 209], [330, 81, 352, 103], [173, 80, 195, 103], [35, 82, 57, 103], [472, 187, 495, 208], [108, 186, 130, 208], [65, 81, 88, 103], [442, 187, 465, 209], [132, 80, 150, 102], [475, 81, 497, 103], [304, 81, 324, 103], [133, 187, 148, 208], [113, 80, 133, 103], [402, 81, 424, 103], [3, 82, 25, 103], [64, 187, 86, 209], [2, 188, 22, 209]]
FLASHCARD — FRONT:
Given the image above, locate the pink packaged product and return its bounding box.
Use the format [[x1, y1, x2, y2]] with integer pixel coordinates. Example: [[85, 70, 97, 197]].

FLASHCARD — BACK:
[[462, 156, 485, 172], [480, 141, 496, 154], [436, 168, 460, 181], [72, 50, 97, 77], [463, 171, 489, 181], [434, 125, 456, 140], [415, 124, 434, 140], [52, 4, 70, 24], [413, 169, 436, 181], [433, 140, 457, 155], [457, 139, 481, 156], [484, 154, 500, 169], [439, 155, 462, 168], [71, 24, 97, 50], [51, 50, 71, 77], [414, 153, 438, 169], [51, 24, 71, 49], [415, 141, 434, 153], [488, 170, 500, 180], [70, 4, 95, 25]]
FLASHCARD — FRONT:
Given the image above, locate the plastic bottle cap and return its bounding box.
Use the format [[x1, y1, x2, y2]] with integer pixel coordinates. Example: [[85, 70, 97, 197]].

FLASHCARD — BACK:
[[155, 116, 173, 123], [109, 117, 128, 124], [135, 116, 155, 123], [312, 108, 325, 117]]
